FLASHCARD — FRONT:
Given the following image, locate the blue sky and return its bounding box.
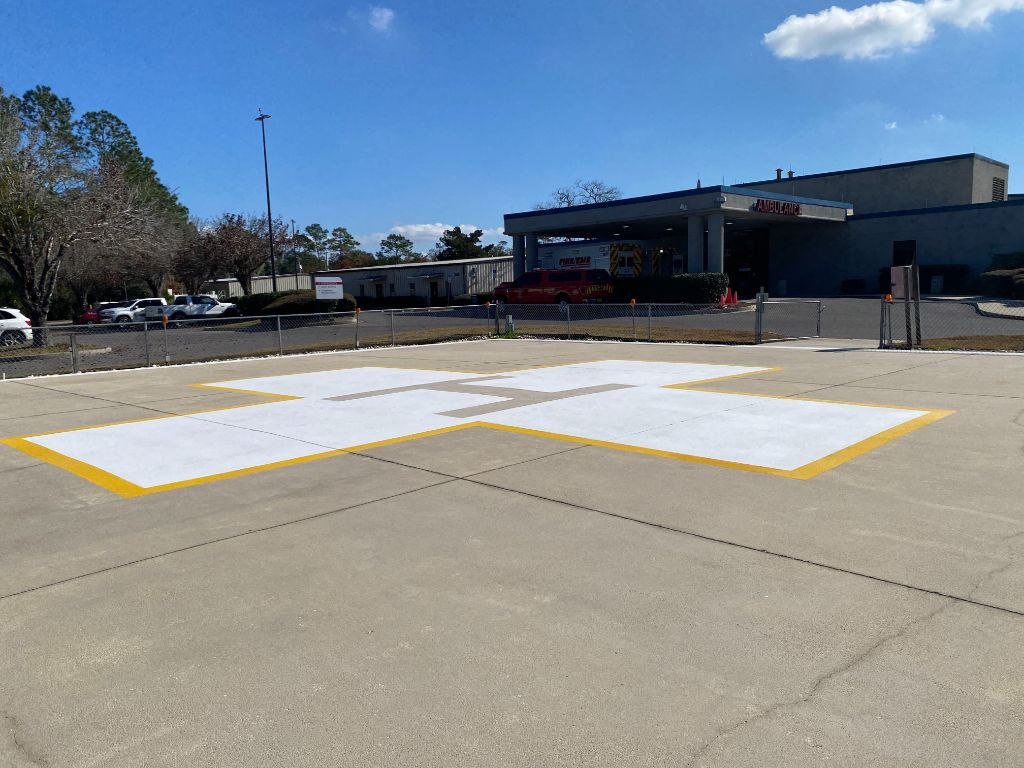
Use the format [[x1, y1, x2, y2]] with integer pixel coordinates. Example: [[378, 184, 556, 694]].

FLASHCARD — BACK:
[[2, 0, 1022, 252]]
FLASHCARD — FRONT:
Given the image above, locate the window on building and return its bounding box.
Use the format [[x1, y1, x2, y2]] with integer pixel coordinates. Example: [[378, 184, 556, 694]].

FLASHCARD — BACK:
[[359, 284, 365, 297], [389, 283, 395, 295], [375, 283, 383, 298], [409, 282, 416, 295], [993, 177, 1007, 202], [892, 240, 917, 267]]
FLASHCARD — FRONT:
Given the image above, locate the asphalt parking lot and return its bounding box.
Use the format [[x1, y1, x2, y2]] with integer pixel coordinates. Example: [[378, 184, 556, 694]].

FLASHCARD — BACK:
[[2, 339, 1023, 767]]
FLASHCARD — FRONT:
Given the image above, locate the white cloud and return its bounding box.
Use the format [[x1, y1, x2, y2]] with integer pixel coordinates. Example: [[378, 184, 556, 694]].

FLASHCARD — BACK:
[[927, 112, 946, 123], [884, 120, 899, 130], [764, 0, 1024, 59], [368, 6, 394, 32], [359, 223, 506, 253]]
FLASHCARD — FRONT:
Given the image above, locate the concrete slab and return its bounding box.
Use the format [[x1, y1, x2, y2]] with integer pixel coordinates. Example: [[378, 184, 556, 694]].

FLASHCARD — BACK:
[[1, 339, 1022, 766]]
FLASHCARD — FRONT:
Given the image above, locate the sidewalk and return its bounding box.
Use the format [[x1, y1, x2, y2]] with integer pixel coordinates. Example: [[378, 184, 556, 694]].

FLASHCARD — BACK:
[[975, 300, 1024, 320]]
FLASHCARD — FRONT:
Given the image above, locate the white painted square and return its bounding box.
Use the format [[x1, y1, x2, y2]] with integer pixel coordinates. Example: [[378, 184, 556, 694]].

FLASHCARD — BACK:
[[29, 418, 326, 489], [480, 386, 930, 471]]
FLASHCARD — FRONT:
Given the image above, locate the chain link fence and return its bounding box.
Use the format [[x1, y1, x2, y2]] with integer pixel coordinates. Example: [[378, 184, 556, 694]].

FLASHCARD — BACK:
[[0, 306, 501, 379], [496, 299, 823, 344], [879, 297, 1024, 352], [0, 300, 830, 380]]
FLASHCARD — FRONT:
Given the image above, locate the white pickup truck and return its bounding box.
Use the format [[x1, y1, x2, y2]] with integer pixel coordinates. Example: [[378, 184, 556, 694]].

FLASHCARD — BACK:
[[99, 298, 167, 324], [144, 295, 240, 323]]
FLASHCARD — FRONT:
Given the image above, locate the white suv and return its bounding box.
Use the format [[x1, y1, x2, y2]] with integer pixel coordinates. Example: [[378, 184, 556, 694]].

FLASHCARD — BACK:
[[99, 298, 167, 324], [0, 307, 33, 347]]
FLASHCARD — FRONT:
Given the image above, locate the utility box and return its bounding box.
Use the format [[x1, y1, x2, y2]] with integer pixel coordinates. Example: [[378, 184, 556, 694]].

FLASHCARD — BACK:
[[890, 266, 911, 299]]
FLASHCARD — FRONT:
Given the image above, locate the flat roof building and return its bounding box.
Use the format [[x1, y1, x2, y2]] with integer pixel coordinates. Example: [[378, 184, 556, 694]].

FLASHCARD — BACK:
[[504, 153, 1022, 296], [315, 255, 514, 304]]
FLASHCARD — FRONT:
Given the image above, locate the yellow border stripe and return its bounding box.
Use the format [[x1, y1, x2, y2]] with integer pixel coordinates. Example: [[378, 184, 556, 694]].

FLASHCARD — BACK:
[[1, 436, 145, 497]]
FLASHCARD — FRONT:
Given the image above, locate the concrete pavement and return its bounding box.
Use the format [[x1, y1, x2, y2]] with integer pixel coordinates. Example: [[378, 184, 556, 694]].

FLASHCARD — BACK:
[[1, 339, 1022, 767]]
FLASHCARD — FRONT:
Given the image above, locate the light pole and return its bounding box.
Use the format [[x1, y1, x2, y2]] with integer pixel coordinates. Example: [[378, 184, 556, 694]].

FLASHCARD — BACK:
[[255, 109, 278, 292]]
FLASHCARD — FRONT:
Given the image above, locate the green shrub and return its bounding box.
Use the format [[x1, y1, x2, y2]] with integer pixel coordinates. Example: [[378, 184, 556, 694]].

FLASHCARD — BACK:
[[233, 290, 303, 316], [0, 280, 22, 310], [451, 292, 493, 306], [989, 253, 1024, 271], [673, 272, 731, 303], [612, 274, 731, 303], [353, 295, 428, 310], [1013, 275, 1024, 300], [239, 290, 356, 315], [974, 269, 1023, 298]]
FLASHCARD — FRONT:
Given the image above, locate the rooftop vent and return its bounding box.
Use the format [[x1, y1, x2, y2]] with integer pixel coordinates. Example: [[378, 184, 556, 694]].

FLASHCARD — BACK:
[[993, 177, 1006, 202], [787, 169, 796, 179], [776, 168, 784, 181]]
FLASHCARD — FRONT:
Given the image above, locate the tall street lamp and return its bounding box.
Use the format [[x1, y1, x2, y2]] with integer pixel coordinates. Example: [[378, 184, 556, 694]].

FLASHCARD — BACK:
[[255, 109, 278, 293]]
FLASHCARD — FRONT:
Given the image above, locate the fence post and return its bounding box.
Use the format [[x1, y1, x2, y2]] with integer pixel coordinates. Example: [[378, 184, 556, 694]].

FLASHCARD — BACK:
[[566, 304, 571, 340], [70, 333, 80, 373], [494, 304, 500, 336], [631, 300, 636, 342], [815, 301, 822, 338], [355, 308, 360, 348], [878, 296, 886, 349], [162, 318, 170, 363], [391, 310, 396, 346], [754, 292, 765, 344], [647, 303, 652, 342], [276, 314, 284, 355], [912, 261, 922, 346], [143, 321, 152, 366], [904, 294, 913, 350]]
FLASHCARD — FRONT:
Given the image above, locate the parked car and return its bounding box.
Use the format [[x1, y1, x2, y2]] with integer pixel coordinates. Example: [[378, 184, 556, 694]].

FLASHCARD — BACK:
[[0, 307, 33, 347], [76, 301, 131, 325], [144, 295, 240, 323], [99, 298, 167, 324], [494, 269, 615, 307], [75, 307, 101, 325]]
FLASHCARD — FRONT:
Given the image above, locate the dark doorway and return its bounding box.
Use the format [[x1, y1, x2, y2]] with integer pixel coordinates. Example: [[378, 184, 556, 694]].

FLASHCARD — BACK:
[[725, 227, 769, 298], [893, 240, 917, 266]]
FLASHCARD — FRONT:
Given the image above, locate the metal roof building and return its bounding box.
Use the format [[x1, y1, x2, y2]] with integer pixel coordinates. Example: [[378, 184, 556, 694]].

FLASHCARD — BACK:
[[314, 255, 513, 303]]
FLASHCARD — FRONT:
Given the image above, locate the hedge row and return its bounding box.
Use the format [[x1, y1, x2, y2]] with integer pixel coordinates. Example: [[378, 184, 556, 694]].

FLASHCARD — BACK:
[[614, 273, 731, 304], [974, 253, 1024, 299], [975, 269, 1024, 299], [233, 290, 357, 316]]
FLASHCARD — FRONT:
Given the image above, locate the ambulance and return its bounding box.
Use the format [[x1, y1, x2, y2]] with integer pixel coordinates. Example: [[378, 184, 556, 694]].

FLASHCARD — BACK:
[[537, 239, 651, 278]]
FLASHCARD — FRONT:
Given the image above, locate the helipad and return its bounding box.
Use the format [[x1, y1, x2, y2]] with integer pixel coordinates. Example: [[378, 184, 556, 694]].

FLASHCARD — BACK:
[[3, 360, 948, 496]]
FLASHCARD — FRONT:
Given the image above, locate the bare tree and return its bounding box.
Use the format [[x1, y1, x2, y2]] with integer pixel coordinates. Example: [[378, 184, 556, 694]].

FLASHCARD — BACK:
[[0, 86, 171, 343], [117, 213, 190, 296], [535, 179, 621, 210], [172, 218, 226, 295], [62, 240, 122, 310], [198, 213, 288, 295]]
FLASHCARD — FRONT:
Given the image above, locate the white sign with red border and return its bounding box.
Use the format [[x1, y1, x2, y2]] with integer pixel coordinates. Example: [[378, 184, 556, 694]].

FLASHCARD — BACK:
[[314, 276, 345, 300]]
